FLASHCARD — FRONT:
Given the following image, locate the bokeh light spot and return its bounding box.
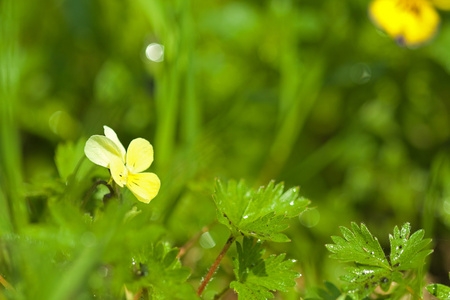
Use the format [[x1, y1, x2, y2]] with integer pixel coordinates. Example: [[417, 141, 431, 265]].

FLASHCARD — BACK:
[[199, 231, 216, 249], [145, 43, 164, 62], [299, 208, 320, 228]]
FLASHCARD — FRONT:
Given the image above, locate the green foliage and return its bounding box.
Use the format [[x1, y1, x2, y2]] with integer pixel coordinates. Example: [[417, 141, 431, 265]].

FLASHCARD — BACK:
[[128, 242, 197, 299], [2, 0, 450, 298], [427, 282, 450, 299], [305, 281, 350, 300], [389, 223, 433, 271], [326, 223, 432, 299], [54, 138, 87, 182], [230, 237, 300, 299], [213, 179, 309, 242], [326, 223, 390, 269]]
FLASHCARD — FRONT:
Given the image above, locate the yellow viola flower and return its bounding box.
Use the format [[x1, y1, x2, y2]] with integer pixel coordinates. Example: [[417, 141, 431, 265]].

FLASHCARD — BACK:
[[84, 126, 160, 203], [369, 0, 450, 47]]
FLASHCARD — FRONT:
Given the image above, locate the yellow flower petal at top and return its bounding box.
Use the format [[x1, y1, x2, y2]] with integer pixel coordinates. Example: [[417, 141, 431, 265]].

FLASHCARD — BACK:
[[126, 138, 154, 173], [433, 0, 450, 10], [84, 135, 124, 168], [84, 126, 160, 203], [369, 0, 440, 46], [127, 172, 161, 204], [103, 125, 126, 161]]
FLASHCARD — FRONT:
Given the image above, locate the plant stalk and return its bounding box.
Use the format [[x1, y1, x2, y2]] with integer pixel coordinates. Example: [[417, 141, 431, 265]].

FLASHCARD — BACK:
[[197, 235, 235, 297], [82, 180, 114, 208], [0, 274, 14, 291]]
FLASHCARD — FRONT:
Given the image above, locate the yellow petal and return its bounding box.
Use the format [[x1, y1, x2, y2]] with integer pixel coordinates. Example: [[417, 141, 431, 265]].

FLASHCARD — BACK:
[[110, 155, 128, 187], [369, 0, 440, 46], [433, 0, 450, 10], [126, 138, 154, 173], [126, 172, 160, 203], [84, 135, 123, 168], [104, 125, 126, 161]]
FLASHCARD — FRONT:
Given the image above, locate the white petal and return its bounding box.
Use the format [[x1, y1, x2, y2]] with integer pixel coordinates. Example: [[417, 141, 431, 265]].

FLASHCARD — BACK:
[[103, 125, 126, 161], [84, 135, 123, 168]]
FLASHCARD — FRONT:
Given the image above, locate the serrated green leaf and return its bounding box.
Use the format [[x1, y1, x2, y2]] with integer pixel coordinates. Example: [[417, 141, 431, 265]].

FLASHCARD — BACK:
[[427, 283, 450, 299], [233, 236, 265, 282], [326, 223, 433, 300], [389, 223, 432, 270], [131, 242, 197, 299], [230, 281, 274, 300], [325, 223, 390, 270], [231, 237, 300, 299], [340, 266, 391, 300], [213, 179, 309, 242]]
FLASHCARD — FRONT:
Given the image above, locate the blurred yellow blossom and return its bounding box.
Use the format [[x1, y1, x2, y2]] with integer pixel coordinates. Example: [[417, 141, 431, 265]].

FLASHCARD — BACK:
[[369, 0, 450, 47], [84, 126, 160, 203]]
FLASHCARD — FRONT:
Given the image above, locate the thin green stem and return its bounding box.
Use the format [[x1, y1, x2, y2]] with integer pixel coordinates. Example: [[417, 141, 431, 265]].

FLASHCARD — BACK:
[[0, 0, 26, 233], [82, 180, 115, 208], [258, 6, 324, 182]]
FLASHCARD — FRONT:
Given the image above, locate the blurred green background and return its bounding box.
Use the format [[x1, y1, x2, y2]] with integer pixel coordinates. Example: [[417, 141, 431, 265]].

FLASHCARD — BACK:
[[1, 0, 450, 298]]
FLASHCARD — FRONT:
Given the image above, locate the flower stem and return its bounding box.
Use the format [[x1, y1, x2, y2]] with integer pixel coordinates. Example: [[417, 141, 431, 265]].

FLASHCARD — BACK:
[[82, 180, 114, 207], [0, 273, 14, 291], [197, 235, 235, 297]]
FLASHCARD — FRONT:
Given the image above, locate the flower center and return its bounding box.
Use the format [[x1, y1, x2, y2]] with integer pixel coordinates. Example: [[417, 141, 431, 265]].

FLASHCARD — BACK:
[[118, 169, 129, 186], [396, 0, 424, 15]]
